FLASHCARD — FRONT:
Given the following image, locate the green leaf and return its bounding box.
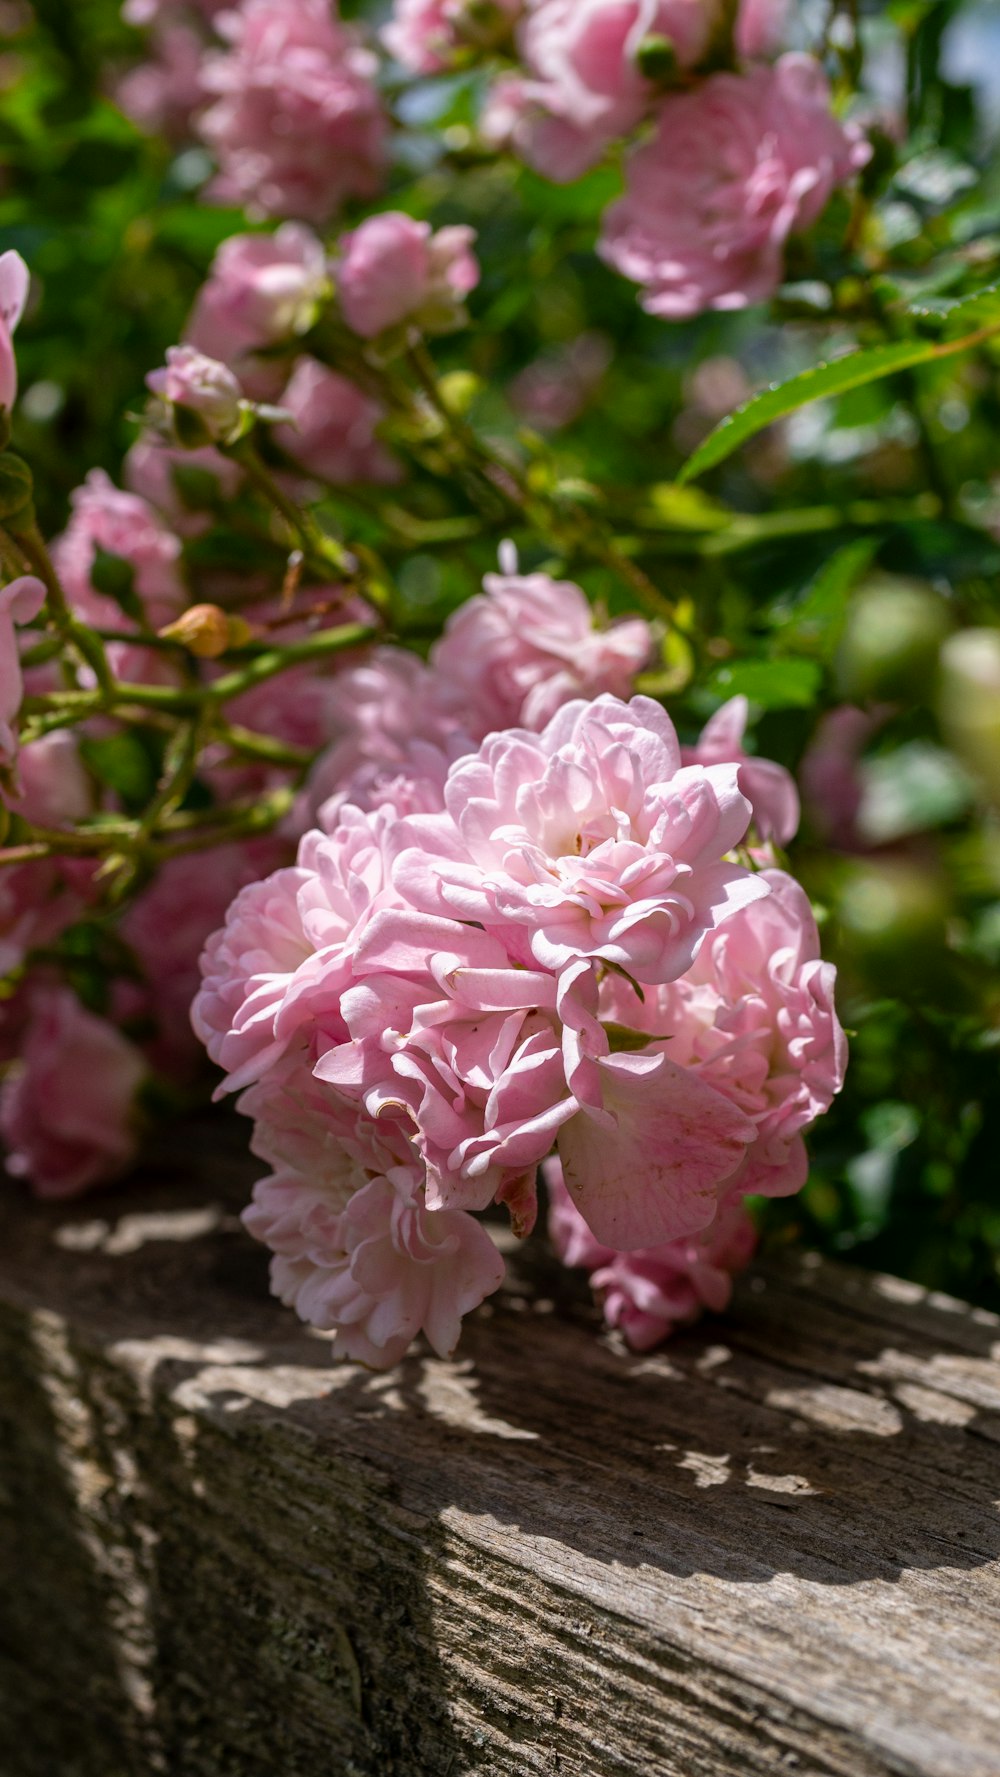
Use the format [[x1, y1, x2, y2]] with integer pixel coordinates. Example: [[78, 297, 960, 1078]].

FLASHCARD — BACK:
[[942, 286, 1000, 339], [80, 731, 159, 810], [678, 343, 937, 482], [89, 545, 143, 622], [766, 537, 878, 659], [706, 658, 823, 710], [518, 163, 622, 222], [641, 483, 730, 531], [679, 282, 1000, 482]]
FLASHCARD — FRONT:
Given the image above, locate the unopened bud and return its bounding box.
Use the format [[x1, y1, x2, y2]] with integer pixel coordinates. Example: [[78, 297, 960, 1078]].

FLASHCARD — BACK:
[[635, 32, 677, 83], [159, 604, 255, 659]]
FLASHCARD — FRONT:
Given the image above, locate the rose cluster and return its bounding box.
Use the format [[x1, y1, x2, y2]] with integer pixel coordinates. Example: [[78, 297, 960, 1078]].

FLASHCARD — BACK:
[[192, 587, 844, 1367], [119, 0, 870, 322]]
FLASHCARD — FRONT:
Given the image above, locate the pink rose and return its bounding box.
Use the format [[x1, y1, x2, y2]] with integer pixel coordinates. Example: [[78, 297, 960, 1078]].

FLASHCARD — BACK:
[[394, 693, 767, 981], [52, 469, 185, 682], [119, 841, 284, 1079], [193, 690, 845, 1359], [337, 212, 479, 339], [11, 732, 91, 828], [1, 988, 147, 1198], [799, 705, 883, 850], [547, 1158, 758, 1350], [241, 1066, 504, 1367], [186, 225, 330, 376], [600, 867, 847, 1199], [429, 565, 651, 735], [599, 56, 871, 317], [116, 22, 206, 139], [489, 0, 720, 181], [53, 468, 184, 627], [274, 357, 400, 486], [0, 576, 45, 769], [124, 435, 242, 534], [0, 862, 90, 981], [147, 344, 245, 443], [0, 250, 29, 415], [318, 917, 757, 1247], [192, 804, 401, 1094], [299, 645, 472, 830], [681, 696, 800, 846], [199, 0, 387, 222], [735, 0, 788, 59]]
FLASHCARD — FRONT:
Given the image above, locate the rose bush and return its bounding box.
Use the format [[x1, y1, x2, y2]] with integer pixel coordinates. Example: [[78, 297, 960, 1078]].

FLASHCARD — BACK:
[[0, 0, 997, 1365]]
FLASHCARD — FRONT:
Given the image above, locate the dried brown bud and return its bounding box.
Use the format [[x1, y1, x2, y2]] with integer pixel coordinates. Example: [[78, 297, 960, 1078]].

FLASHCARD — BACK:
[[159, 604, 255, 659]]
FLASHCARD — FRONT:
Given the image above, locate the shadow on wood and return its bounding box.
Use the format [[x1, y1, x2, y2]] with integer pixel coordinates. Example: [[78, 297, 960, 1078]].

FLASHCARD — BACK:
[[1, 1120, 999, 1776]]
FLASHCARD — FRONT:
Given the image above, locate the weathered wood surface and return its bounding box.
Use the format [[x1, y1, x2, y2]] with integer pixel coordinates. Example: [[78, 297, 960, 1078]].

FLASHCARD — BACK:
[[2, 1125, 1000, 1777]]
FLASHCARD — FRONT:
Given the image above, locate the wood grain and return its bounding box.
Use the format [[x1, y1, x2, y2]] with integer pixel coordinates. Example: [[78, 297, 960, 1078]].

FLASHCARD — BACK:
[[1, 1119, 999, 1777]]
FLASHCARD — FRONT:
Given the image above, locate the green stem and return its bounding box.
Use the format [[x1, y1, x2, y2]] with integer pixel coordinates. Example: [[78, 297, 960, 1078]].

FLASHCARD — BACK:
[[217, 723, 313, 769], [230, 438, 356, 579], [209, 620, 375, 702], [14, 523, 116, 698]]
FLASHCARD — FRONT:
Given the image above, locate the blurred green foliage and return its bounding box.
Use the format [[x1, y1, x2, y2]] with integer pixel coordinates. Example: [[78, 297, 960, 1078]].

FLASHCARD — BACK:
[[3, 0, 1000, 1304]]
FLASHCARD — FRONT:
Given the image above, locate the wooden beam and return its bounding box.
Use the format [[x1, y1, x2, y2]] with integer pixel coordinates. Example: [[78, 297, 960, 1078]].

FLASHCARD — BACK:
[[1, 1122, 999, 1777]]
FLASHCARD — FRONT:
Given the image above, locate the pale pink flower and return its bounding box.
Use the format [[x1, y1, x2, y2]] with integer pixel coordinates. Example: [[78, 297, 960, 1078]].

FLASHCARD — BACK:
[[192, 805, 399, 1093], [317, 917, 571, 1221], [600, 868, 847, 1198], [799, 705, 882, 850], [199, 0, 387, 222], [599, 56, 871, 317], [319, 1170, 505, 1366], [146, 344, 244, 442], [298, 646, 472, 829], [124, 435, 242, 533], [490, 0, 720, 181], [52, 469, 185, 649], [0, 861, 88, 979], [0, 575, 45, 768], [429, 567, 652, 736], [319, 910, 757, 1250], [12, 733, 91, 828], [1, 987, 147, 1198], [186, 225, 330, 376], [274, 357, 400, 486], [120, 840, 285, 1077], [394, 693, 767, 982], [338, 212, 479, 339], [547, 1157, 758, 1349], [240, 1059, 505, 1365], [553, 1038, 757, 1249], [0, 250, 29, 415], [192, 860, 316, 1093], [116, 23, 206, 138], [735, 0, 788, 59], [383, 0, 521, 73], [51, 471, 186, 686], [681, 696, 800, 846]]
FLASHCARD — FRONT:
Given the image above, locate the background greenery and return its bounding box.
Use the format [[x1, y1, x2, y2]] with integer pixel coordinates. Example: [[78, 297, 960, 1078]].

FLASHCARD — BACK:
[[4, 0, 999, 1305]]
